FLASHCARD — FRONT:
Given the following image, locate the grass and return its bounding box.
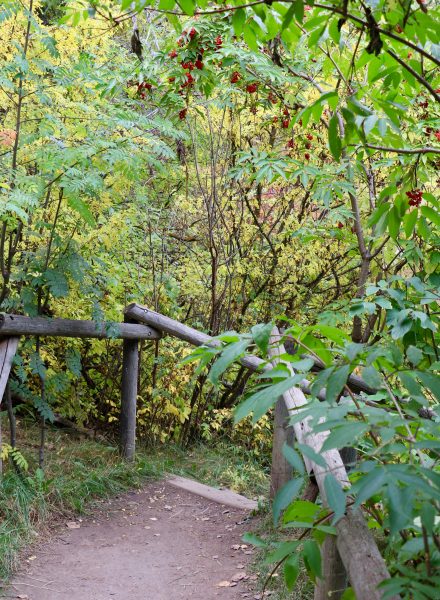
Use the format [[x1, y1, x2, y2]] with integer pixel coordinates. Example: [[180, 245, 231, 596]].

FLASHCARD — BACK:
[[146, 440, 270, 499], [0, 423, 159, 580]]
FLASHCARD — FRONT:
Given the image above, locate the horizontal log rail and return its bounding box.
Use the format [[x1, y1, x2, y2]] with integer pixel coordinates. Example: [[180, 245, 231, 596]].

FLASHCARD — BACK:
[[125, 303, 395, 600], [0, 314, 161, 341], [124, 304, 376, 396]]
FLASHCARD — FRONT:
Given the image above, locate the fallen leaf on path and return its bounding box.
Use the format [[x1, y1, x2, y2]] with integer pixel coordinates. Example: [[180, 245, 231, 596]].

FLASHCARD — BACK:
[[232, 572, 247, 582], [149, 517, 158, 521], [231, 544, 241, 550], [27, 555, 37, 561], [217, 581, 231, 587], [66, 521, 80, 529], [16, 595, 29, 599]]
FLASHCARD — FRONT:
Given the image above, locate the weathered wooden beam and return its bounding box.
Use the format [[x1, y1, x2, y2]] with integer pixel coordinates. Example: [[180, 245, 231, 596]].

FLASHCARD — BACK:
[[120, 322, 139, 461], [270, 398, 295, 499], [124, 304, 375, 396], [268, 328, 396, 600], [0, 337, 19, 405], [0, 314, 160, 341]]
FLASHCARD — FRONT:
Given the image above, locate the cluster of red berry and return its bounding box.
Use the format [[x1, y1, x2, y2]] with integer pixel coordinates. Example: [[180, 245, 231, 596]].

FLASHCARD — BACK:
[[137, 81, 152, 99], [166, 29, 225, 119], [406, 189, 423, 207]]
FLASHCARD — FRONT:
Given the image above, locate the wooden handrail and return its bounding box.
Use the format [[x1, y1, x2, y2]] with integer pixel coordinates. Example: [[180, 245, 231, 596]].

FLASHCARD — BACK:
[[0, 314, 161, 341]]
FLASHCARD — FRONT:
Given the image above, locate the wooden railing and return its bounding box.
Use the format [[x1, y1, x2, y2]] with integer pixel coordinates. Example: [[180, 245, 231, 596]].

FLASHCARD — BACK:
[[0, 307, 397, 600]]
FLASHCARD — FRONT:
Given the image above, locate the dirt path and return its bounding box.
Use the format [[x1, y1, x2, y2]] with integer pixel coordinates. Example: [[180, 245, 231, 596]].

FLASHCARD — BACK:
[[3, 480, 260, 600]]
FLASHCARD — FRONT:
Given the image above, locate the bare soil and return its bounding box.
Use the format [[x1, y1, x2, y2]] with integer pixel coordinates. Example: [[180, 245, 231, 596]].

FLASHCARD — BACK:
[[2, 481, 260, 600]]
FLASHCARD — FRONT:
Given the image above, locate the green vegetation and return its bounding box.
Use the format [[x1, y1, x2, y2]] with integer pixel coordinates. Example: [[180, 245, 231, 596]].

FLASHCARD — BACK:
[[0, 0, 439, 597]]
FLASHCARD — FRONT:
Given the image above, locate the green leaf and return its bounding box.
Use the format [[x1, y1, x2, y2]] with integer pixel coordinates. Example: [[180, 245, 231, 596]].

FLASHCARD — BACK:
[[326, 364, 350, 403], [251, 322, 273, 355], [283, 500, 320, 524], [273, 477, 304, 525], [362, 365, 382, 389], [282, 443, 305, 474], [328, 114, 342, 161], [403, 209, 418, 238], [387, 484, 413, 536], [177, 0, 195, 15], [387, 206, 401, 239], [232, 8, 246, 36], [242, 532, 266, 547], [297, 443, 328, 468], [421, 206, 440, 228], [265, 540, 300, 564], [302, 539, 322, 580], [321, 422, 368, 452], [67, 195, 96, 226], [324, 473, 346, 524], [354, 468, 387, 506], [417, 371, 440, 402], [284, 554, 300, 591], [208, 339, 249, 385], [234, 375, 302, 423], [407, 346, 423, 366]]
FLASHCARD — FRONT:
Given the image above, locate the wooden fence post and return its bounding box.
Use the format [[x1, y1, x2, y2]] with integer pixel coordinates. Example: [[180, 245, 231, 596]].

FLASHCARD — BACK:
[[120, 323, 139, 461], [270, 398, 295, 499]]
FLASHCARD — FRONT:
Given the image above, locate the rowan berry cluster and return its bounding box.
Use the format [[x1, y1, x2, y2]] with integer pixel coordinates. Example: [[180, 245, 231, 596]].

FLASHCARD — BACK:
[[406, 189, 423, 207]]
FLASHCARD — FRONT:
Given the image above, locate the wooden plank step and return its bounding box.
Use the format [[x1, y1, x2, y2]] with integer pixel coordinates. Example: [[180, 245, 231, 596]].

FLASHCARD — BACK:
[[166, 475, 258, 512]]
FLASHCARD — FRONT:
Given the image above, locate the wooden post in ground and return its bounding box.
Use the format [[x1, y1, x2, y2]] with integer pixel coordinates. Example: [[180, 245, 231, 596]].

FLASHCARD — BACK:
[[314, 535, 347, 600], [270, 398, 294, 499], [120, 321, 139, 462]]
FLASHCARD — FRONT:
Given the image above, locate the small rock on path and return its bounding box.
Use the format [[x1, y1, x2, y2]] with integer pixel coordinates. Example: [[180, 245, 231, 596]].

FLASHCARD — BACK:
[[3, 481, 258, 599]]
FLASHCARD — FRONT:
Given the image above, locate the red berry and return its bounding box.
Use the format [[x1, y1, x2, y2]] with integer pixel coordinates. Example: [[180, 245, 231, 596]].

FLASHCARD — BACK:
[[195, 59, 204, 70], [189, 28, 197, 39], [230, 71, 241, 84], [337, 222, 344, 229], [177, 38, 184, 47], [395, 24, 403, 33], [250, 106, 257, 114], [406, 189, 423, 207], [268, 92, 278, 104], [305, 152, 310, 160], [272, 116, 278, 123], [305, 142, 311, 149], [168, 76, 176, 82], [179, 108, 187, 120], [435, 130, 440, 141], [283, 107, 289, 116], [215, 35, 222, 48], [169, 49, 178, 58], [306, 133, 313, 140], [246, 83, 258, 93], [282, 119, 290, 128], [299, 119, 303, 126], [185, 72, 194, 84], [287, 139, 294, 148]]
